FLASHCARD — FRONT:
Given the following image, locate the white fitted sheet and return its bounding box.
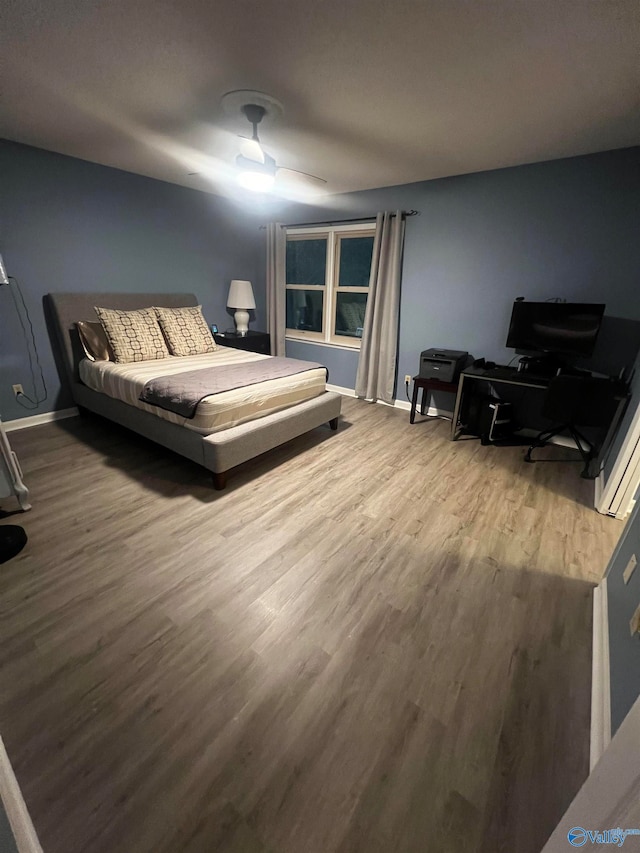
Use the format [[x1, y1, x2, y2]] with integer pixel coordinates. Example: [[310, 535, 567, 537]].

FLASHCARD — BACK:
[[79, 346, 327, 434]]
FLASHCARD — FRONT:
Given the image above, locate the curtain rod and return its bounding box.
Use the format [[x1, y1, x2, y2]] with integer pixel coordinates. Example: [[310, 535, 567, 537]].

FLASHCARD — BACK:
[[259, 210, 419, 230]]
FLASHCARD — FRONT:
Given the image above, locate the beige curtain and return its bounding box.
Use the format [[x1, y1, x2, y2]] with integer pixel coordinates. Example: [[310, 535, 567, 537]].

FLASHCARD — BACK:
[[266, 222, 286, 356], [355, 211, 406, 404]]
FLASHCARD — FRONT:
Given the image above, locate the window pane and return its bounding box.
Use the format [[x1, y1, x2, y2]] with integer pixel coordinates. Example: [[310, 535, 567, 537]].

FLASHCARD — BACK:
[[286, 239, 326, 285], [286, 289, 324, 332], [338, 236, 374, 288], [335, 292, 367, 338]]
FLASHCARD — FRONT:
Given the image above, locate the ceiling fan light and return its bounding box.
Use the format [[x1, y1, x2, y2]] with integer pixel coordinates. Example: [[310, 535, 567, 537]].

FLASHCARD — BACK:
[[237, 169, 275, 192], [235, 153, 276, 192]]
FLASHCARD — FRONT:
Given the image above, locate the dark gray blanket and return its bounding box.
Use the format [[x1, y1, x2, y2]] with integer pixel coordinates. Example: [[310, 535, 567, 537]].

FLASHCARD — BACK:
[[139, 357, 328, 419]]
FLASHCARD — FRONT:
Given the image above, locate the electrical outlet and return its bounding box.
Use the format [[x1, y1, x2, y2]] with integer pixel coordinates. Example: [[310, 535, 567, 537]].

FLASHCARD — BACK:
[[12, 384, 23, 397], [404, 374, 412, 385]]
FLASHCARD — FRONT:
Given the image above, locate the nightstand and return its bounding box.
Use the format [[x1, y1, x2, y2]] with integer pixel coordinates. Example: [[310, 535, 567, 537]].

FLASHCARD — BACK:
[[214, 330, 271, 355]]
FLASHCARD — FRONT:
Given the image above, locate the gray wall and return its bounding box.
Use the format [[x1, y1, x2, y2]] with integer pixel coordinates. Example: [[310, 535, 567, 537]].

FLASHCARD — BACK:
[[2, 142, 638, 421], [0, 140, 265, 421], [280, 146, 640, 398], [286, 340, 360, 391], [606, 498, 640, 734]]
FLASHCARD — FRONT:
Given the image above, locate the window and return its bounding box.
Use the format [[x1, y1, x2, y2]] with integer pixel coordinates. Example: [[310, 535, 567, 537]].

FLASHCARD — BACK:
[[285, 223, 375, 348]]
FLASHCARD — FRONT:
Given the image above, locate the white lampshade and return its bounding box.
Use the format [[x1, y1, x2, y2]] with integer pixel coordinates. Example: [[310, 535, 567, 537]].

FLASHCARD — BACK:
[[227, 279, 256, 336], [227, 280, 256, 309]]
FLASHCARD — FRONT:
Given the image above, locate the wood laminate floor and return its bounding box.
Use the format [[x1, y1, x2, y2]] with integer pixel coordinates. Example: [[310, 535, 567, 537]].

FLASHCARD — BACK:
[[0, 399, 623, 853]]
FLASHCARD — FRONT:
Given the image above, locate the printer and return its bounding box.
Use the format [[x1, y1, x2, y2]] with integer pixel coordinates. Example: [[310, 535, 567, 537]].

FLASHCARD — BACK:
[[419, 348, 468, 383]]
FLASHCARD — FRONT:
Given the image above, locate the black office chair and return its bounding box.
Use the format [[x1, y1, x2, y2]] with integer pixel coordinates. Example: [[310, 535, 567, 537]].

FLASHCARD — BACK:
[[524, 375, 620, 478]]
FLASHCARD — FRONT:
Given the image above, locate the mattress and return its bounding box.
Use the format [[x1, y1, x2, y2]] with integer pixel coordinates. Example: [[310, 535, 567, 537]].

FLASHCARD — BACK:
[[79, 346, 327, 434]]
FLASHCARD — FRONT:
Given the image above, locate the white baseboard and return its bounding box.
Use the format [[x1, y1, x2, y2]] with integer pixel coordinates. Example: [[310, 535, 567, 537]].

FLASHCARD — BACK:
[[515, 427, 579, 449], [394, 398, 454, 418], [550, 434, 587, 450], [590, 579, 611, 772], [0, 735, 43, 853], [326, 384, 356, 398], [326, 385, 453, 418], [3, 408, 78, 432]]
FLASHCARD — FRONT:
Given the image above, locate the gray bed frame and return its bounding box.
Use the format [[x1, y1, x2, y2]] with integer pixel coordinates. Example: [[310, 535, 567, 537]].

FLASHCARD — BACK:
[[47, 292, 341, 489]]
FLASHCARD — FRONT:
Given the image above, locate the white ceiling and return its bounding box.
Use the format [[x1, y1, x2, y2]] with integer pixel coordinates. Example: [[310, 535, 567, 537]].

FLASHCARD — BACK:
[[2, 0, 640, 200]]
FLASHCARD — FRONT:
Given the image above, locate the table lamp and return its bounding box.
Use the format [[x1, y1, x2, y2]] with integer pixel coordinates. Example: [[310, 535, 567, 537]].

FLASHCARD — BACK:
[[227, 279, 256, 336]]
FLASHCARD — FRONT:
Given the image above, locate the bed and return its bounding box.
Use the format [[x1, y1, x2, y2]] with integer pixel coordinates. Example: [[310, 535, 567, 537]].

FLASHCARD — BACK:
[[47, 292, 341, 489]]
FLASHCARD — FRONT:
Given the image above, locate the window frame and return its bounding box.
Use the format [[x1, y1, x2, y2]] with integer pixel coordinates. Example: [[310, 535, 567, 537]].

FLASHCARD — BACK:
[[285, 222, 376, 349]]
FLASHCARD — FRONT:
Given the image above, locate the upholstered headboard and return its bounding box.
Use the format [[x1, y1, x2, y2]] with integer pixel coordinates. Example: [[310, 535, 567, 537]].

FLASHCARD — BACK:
[[47, 291, 199, 386]]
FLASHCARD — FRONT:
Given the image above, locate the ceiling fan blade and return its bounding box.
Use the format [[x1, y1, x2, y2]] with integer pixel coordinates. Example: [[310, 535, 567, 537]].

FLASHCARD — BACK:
[[239, 137, 265, 164], [276, 166, 327, 186]]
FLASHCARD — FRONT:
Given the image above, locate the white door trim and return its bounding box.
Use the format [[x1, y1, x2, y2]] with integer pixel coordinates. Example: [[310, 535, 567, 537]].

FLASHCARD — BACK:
[[542, 693, 640, 851], [597, 396, 640, 516], [0, 736, 43, 853], [590, 579, 611, 771]]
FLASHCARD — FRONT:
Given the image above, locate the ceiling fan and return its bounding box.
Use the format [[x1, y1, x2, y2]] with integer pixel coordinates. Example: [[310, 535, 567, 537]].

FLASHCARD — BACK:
[[221, 90, 327, 194]]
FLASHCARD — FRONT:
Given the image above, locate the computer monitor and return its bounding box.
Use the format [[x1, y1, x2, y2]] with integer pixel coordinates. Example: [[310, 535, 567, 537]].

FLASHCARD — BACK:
[[506, 301, 605, 357]]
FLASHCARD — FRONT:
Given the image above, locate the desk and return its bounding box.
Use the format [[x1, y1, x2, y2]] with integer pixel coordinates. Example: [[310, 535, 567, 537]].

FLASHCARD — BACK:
[[451, 365, 629, 479], [410, 376, 459, 423], [451, 366, 549, 440]]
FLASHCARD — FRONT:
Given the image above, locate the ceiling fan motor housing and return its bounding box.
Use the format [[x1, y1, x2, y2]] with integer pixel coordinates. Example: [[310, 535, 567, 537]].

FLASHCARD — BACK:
[[221, 89, 325, 190], [241, 103, 267, 130]]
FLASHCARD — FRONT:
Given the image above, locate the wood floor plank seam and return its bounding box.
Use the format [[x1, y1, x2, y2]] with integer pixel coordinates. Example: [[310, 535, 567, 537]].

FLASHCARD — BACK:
[[0, 399, 622, 853]]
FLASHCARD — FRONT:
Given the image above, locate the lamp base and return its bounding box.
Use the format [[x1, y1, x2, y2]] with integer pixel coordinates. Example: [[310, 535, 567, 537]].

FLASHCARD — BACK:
[[234, 309, 250, 336]]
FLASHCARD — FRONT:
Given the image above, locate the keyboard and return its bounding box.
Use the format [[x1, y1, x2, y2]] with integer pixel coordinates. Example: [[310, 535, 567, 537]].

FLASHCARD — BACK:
[[483, 366, 550, 384]]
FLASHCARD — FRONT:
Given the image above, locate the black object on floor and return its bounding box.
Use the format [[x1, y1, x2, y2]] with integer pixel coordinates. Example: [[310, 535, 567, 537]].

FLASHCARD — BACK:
[[0, 525, 27, 563], [492, 435, 533, 447]]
